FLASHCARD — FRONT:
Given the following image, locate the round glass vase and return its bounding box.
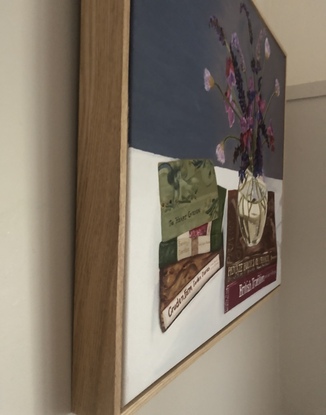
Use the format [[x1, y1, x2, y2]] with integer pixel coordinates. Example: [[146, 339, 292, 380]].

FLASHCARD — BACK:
[[237, 169, 268, 247]]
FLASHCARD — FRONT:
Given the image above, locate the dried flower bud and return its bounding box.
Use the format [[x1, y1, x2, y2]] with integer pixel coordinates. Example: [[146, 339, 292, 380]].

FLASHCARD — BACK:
[[216, 142, 225, 164], [204, 68, 215, 91], [265, 38, 271, 59]]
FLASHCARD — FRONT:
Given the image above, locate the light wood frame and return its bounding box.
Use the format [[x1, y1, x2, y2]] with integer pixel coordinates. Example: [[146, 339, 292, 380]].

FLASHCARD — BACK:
[[72, 0, 129, 414], [72, 1, 284, 414]]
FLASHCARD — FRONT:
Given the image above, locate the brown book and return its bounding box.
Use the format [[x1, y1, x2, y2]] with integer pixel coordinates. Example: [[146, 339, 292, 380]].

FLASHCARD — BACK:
[[160, 250, 223, 331]]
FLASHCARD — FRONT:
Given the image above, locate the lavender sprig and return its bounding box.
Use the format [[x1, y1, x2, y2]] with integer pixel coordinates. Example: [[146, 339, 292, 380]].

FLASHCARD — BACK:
[[251, 57, 262, 74], [231, 33, 246, 72], [209, 16, 226, 46], [240, 151, 250, 181], [240, 3, 253, 45], [253, 134, 263, 177], [230, 45, 247, 114]]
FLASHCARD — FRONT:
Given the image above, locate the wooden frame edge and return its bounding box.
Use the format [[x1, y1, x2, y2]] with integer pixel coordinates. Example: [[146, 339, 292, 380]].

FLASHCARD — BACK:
[[72, 0, 130, 414]]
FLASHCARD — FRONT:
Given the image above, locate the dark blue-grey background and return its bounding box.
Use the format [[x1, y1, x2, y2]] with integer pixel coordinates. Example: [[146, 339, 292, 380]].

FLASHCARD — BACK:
[[129, 0, 286, 179]]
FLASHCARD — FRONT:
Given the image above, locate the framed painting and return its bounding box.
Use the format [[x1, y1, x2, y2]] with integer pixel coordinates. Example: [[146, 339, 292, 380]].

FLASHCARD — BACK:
[[72, 0, 286, 414]]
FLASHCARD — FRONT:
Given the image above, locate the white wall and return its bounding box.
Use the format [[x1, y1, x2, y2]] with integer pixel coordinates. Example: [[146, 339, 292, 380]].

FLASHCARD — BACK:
[[255, 1, 326, 414], [0, 2, 79, 414], [254, 0, 326, 86], [280, 89, 326, 415], [135, 293, 281, 415]]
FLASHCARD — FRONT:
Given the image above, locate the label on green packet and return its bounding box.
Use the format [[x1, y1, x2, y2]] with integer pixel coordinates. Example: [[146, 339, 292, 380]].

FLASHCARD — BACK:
[[158, 159, 219, 242], [177, 222, 212, 260]]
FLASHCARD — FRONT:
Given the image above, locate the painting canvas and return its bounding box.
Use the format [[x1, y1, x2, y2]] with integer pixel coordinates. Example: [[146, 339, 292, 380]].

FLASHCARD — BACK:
[[124, 0, 285, 406]]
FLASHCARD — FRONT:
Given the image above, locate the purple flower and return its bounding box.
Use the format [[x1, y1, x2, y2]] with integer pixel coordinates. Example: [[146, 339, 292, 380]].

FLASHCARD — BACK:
[[204, 68, 215, 91], [206, 6, 277, 179], [275, 79, 280, 96], [242, 130, 252, 150], [225, 89, 235, 128], [256, 28, 266, 61], [240, 116, 253, 134], [251, 57, 261, 75], [253, 135, 263, 177], [240, 117, 248, 133], [240, 151, 250, 182], [209, 16, 226, 45], [240, 3, 253, 45], [230, 47, 247, 113], [226, 58, 236, 87], [247, 77, 256, 106], [267, 122, 275, 151], [256, 94, 266, 113], [231, 33, 246, 72], [248, 77, 254, 91], [225, 104, 235, 128], [216, 142, 225, 164], [231, 32, 239, 50], [226, 108, 235, 128]]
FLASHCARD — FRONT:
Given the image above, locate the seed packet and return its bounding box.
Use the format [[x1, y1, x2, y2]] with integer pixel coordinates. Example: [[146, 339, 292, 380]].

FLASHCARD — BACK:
[[158, 159, 219, 242]]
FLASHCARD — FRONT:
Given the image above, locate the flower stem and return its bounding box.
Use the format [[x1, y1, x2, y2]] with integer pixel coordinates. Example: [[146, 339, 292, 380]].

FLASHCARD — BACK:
[[214, 82, 243, 120], [263, 92, 276, 121], [222, 135, 241, 144]]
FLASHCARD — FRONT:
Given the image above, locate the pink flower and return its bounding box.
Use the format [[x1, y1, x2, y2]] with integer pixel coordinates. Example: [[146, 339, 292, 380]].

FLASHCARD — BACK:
[[226, 57, 236, 87], [204, 68, 215, 91], [231, 33, 246, 72], [240, 116, 253, 133], [241, 130, 252, 150], [216, 142, 225, 164], [256, 94, 266, 113], [275, 79, 280, 97], [267, 122, 275, 151], [240, 116, 253, 151], [249, 77, 254, 91], [225, 88, 235, 128], [225, 105, 235, 128]]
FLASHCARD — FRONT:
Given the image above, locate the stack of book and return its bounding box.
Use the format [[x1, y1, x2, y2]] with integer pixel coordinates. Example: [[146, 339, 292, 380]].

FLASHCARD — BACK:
[[158, 159, 226, 331]]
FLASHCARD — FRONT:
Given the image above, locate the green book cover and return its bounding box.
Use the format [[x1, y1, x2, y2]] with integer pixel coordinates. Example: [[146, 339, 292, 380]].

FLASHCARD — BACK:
[[158, 159, 219, 242], [159, 186, 226, 268]]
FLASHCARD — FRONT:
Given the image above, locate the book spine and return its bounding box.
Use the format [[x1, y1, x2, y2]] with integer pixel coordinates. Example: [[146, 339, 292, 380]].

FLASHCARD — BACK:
[[160, 253, 221, 331]]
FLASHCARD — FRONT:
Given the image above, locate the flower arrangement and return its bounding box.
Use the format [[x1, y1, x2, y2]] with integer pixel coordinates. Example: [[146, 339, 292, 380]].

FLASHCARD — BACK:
[[204, 3, 280, 182]]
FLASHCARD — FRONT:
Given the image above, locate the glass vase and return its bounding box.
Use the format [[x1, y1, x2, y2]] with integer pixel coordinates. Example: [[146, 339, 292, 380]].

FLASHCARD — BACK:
[[237, 170, 268, 247]]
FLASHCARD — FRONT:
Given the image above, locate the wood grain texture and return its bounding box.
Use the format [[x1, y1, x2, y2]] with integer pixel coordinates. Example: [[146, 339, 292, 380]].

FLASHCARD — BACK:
[[72, 0, 130, 414]]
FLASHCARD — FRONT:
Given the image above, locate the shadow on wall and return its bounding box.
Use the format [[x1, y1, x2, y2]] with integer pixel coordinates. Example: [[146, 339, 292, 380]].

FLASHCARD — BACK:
[[27, 2, 80, 414]]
